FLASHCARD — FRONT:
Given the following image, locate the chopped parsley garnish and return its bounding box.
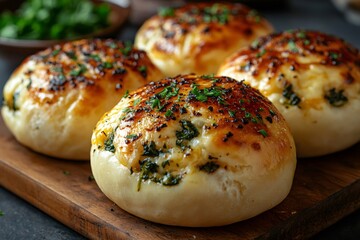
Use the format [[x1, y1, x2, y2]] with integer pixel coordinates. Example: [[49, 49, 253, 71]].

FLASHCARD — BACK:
[[269, 109, 276, 117], [201, 74, 216, 81], [142, 141, 160, 157], [51, 49, 60, 56], [303, 39, 310, 45], [189, 84, 226, 104], [104, 132, 115, 153], [228, 110, 236, 118], [256, 49, 266, 58], [103, 62, 113, 69], [251, 39, 260, 49], [137, 159, 181, 191], [199, 161, 220, 173], [122, 90, 129, 99], [158, 7, 175, 17], [161, 160, 170, 168], [161, 172, 181, 186], [283, 83, 301, 106], [165, 109, 173, 117], [329, 52, 339, 60], [0, 210, 4, 216], [176, 120, 199, 149], [133, 98, 141, 106], [296, 31, 306, 39], [258, 129, 268, 137], [106, 41, 118, 49], [147, 97, 163, 110], [137, 159, 159, 191], [121, 41, 132, 56], [203, 4, 230, 25], [70, 64, 87, 77], [288, 40, 298, 52], [65, 51, 77, 60], [90, 54, 101, 62], [11, 91, 20, 111], [324, 88, 348, 107], [248, 9, 261, 23], [126, 134, 139, 140], [63, 170, 70, 176], [158, 82, 179, 100], [138, 65, 147, 73]]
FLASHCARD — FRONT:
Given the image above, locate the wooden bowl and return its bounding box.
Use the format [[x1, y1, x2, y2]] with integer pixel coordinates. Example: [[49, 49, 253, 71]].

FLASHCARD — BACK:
[[0, 0, 130, 58]]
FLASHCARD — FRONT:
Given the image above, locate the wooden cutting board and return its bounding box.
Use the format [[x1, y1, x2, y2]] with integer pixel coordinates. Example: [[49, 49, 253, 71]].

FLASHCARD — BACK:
[[0, 116, 359, 240]]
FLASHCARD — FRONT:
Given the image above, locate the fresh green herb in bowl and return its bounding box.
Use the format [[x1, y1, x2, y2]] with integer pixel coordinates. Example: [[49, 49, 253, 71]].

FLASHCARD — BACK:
[[0, 0, 111, 40]]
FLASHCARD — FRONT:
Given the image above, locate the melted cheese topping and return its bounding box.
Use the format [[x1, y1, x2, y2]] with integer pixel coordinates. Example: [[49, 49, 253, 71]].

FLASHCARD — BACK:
[[218, 30, 360, 157], [135, 3, 273, 76]]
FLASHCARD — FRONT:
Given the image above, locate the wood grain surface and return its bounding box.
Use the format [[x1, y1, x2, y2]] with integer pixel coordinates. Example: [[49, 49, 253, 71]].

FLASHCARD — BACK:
[[0, 116, 359, 240]]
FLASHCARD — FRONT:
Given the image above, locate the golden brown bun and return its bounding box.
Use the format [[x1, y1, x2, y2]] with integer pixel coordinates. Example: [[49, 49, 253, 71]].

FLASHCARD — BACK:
[[218, 30, 360, 157], [135, 3, 274, 77], [91, 74, 296, 227], [2, 39, 163, 160]]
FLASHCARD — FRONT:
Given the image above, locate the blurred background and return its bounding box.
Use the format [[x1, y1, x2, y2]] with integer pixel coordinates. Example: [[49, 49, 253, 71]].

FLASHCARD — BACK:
[[0, 0, 359, 239]]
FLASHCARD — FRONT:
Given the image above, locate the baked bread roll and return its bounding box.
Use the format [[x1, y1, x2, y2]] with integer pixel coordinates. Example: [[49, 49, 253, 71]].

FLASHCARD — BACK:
[[2, 39, 163, 160], [135, 3, 273, 77], [91, 74, 296, 227], [218, 30, 360, 157]]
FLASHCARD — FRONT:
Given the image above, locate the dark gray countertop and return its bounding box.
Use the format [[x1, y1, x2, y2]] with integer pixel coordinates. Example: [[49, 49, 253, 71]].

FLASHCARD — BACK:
[[1, 0, 360, 239]]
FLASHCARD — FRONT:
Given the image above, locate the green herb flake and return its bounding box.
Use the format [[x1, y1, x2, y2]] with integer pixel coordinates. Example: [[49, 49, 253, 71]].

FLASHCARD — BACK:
[[158, 82, 179, 100], [161, 160, 170, 168], [161, 172, 181, 186], [199, 161, 220, 173], [324, 88, 348, 107], [165, 109, 173, 117], [142, 141, 160, 157], [303, 39, 310, 45], [258, 129, 268, 137], [133, 98, 141, 106], [248, 9, 261, 23], [63, 170, 70, 176], [104, 132, 115, 153], [329, 52, 339, 60], [296, 31, 306, 39], [65, 51, 77, 60], [251, 39, 260, 49], [51, 49, 60, 56], [103, 62, 113, 69], [203, 4, 230, 25], [269, 109, 276, 117], [70, 64, 87, 77], [0, 210, 4, 216], [122, 90, 129, 99], [176, 120, 199, 148], [158, 7, 175, 17], [121, 41, 132, 56], [256, 49, 266, 58], [228, 110, 236, 118], [138, 65, 147, 73], [126, 134, 139, 140], [90, 54, 101, 62], [288, 40, 298, 52], [283, 83, 301, 106], [137, 159, 159, 191], [147, 97, 163, 110]]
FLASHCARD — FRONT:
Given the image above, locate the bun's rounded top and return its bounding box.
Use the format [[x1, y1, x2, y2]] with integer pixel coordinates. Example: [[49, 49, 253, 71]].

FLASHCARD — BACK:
[[135, 3, 273, 76]]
